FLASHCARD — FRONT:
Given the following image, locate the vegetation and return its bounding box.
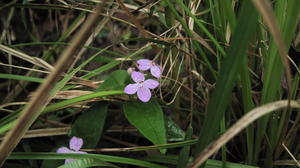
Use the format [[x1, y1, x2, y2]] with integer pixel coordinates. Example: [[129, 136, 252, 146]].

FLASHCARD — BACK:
[[0, 0, 299, 167]]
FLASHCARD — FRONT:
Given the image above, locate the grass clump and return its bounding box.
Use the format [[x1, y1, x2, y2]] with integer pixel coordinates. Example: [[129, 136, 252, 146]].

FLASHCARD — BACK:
[[0, 0, 300, 167]]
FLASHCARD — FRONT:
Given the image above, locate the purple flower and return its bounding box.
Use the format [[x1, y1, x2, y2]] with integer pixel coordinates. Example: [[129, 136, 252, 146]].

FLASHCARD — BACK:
[[57, 136, 87, 164], [137, 59, 162, 78], [124, 71, 159, 102]]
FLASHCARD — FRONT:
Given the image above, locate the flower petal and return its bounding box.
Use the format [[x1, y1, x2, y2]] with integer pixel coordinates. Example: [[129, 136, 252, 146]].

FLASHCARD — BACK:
[[137, 86, 151, 102], [124, 83, 139, 94], [150, 66, 162, 78], [69, 136, 83, 151], [131, 71, 145, 83], [137, 59, 152, 71], [144, 79, 159, 89], [138, 64, 151, 71], [137, 59, 152, 65], [57, 147, 71, 153]]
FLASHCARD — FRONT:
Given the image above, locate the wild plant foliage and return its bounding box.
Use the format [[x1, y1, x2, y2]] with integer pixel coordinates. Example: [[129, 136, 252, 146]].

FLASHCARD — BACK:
[[0, 0, 299, 168]]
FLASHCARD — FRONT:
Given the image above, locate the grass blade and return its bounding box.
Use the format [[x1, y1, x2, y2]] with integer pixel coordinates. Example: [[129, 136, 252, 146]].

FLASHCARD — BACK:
[[190, 100, 300, 167], [8, 152, 168, 168], [194, 0, 258, 155], [0, 5, 105, 166]]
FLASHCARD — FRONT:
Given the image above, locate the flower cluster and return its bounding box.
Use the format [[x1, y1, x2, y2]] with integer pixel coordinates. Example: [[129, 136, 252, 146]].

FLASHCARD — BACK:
[[124, 59, 162, 102], [56, 136, 87, 164]]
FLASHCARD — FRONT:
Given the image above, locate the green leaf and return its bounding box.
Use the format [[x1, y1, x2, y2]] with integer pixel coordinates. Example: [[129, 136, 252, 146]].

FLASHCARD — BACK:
[[96, 70, 130, 91], [123, 100, 167, 152], [165, 117, 185, 141], [58, 158, 119, 168], [71, 102, 108, 148]]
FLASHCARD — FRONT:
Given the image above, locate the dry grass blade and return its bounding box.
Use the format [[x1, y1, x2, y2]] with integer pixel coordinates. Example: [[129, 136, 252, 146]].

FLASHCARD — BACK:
[[188, 100, 300, 168], [0, 62, 50, 74], [53, 90, 94, 99], [0, 126, 138, 141], [0, 0, 17, 11], [0, 127, 70, 140], [67, 4, 115, 72], [251, 0, 292, 101], [274, 160, 300, 167], [294, 31, 300, 47], [29, 90, 94, 100], [0, 44, 54, 71], [0, 5, 104, 166], [0, 102, 27, 112], [191, 32, 217, 56], [282, 143, 300, 167], [116, 0, 150, 38]]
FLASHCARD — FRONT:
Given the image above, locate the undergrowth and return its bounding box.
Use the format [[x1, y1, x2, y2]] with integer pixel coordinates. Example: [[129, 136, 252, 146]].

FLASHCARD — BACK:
[[0, 0, 300, 168]]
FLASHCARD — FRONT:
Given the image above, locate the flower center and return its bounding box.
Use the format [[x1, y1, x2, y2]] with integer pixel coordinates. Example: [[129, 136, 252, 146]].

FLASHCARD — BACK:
[[137, 82, 144, 88]]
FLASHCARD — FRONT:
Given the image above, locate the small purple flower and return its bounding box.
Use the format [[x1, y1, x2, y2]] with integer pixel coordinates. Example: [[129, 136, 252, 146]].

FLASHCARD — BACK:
[[124, 71, 159, 102], [137, 59, 162, 78], [57, 136, 87, 164]]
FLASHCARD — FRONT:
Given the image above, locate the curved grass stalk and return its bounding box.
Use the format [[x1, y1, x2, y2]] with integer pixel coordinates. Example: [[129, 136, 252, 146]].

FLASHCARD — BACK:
[[189, 100, 300, 167]]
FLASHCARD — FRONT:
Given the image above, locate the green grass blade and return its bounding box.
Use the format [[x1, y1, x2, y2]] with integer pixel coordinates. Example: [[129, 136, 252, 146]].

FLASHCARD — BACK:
[[240, 58, 255, 164], [44, 90, 123, 113], [58, 158, 120, 168], [177, 125, 193, 168], [221, 0, 236, 30], [194, 0, 258, 155], [0, 90, 123, 135], [80, 45, 151, 80], [8, 153, 167, 168], [172, 0, 226, 56], [144, 154, 259, 168], [0, 73, 43, 83], [254, 0, 300, 164], [164, 0, 217, 78]]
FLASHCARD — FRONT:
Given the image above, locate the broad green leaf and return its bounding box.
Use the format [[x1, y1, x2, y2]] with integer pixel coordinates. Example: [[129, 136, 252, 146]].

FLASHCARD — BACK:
[[123, 100, 167, 151], [71, 102, 108, 148], [165, 117, 185, 141], [97, 70, 130, 91]]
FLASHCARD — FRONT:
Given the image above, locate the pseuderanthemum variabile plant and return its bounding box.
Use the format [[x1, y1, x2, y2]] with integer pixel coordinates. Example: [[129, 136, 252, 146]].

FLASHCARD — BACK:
[[57, 136, 87, 164], [137, 59, 162, 78], [124, 71, 159, 102]]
